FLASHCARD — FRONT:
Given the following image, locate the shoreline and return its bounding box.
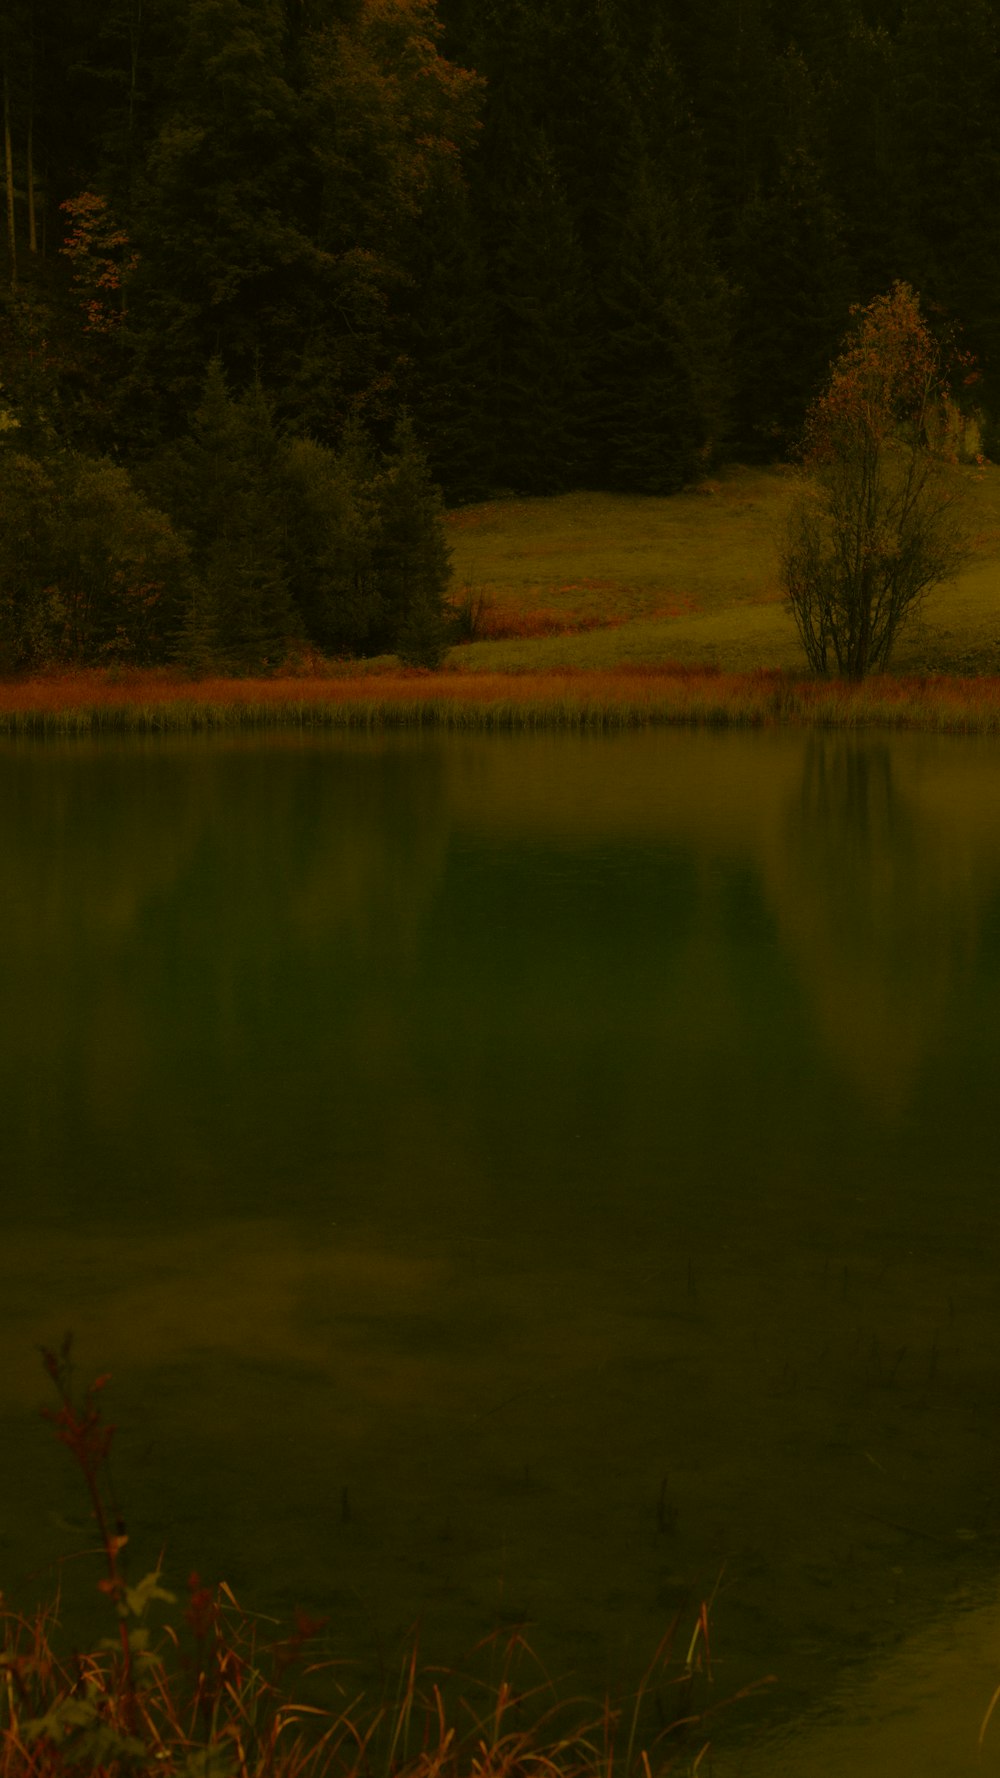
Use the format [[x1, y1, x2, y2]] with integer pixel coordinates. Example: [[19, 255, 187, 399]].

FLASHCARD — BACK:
[[2, 664, 1000, 735]]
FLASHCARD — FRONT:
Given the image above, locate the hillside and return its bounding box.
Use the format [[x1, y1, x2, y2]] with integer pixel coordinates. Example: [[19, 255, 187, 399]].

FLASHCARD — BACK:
[[443, 465, 1000, 678]]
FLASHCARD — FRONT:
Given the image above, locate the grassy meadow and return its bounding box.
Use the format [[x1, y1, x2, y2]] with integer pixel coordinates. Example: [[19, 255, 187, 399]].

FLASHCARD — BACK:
[[441, 462, 1000, 678], [4, 462, 1000, 733]]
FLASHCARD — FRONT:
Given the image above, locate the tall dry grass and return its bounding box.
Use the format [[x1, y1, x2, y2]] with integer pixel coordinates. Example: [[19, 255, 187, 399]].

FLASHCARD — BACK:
[[1, 1587, 760, 1778], [3, 666, 1000, 735], [0, 1341, 771, 1777]]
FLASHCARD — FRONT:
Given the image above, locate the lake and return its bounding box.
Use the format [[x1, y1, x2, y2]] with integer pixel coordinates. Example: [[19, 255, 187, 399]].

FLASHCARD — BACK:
[[3, 725, 1000, 1774]]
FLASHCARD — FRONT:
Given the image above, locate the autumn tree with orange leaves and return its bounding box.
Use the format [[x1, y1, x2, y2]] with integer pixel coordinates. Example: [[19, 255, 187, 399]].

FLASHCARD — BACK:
[[781, 282, 974, 679]]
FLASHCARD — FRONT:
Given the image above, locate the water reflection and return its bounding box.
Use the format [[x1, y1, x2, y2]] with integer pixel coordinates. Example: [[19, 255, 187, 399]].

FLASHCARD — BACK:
[[2, 728, 1000, 1770], [767, 735, 983, 1117]]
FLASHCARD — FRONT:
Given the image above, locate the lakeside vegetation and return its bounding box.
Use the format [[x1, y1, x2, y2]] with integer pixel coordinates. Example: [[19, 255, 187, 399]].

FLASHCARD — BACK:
[[4, 663, 1000, 738], [3, 460, 1000, 737], [0, 1344, 762, 1778], [0, 1585, 733, 1778]]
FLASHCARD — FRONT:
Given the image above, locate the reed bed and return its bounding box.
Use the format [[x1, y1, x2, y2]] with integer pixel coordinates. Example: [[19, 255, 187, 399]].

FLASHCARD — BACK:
[[3, 665, 1000, 736]]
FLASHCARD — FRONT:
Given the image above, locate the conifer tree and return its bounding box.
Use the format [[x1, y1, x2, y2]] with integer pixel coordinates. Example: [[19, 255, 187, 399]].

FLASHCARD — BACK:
[[483, 125, 587, 492], [397, 176, 497, 503], [680, 0, 779, 247], [733, 150, 855, 458], [584, 147, 732, 492], [168, 359, 298, 673], [823, 17, 905, 299], [119, 0, 302, 434], [371, 411, 453, 666], [279, 424, 383, 656], [891, 0, 1000, 415]]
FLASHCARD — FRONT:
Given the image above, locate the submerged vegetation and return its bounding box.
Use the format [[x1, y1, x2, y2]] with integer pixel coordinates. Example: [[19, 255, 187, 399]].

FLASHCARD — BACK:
[[0, 1342, 768, 1777]]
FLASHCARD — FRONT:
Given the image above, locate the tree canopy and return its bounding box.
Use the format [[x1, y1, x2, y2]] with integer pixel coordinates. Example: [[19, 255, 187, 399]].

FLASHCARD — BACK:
[[0, 0, 996, 670]]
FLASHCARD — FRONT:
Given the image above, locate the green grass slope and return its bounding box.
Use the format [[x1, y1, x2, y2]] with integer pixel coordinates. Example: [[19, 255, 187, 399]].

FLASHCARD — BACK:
[[443, 464, 1000, 676]]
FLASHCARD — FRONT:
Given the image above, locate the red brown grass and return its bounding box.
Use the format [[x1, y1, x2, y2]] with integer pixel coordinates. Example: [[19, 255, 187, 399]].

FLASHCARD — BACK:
[[0, 1342, 770, 1777], [445, 576, 698, 641], [3, 664, 1000, 732]]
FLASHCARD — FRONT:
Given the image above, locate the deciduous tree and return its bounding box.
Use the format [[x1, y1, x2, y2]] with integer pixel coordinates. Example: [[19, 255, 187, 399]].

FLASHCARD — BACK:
[[0, 446, 187, 670], [781, 281, 973, 679]]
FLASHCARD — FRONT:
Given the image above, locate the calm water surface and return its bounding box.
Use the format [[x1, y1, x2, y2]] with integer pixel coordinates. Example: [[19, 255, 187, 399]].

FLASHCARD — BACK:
[[3, 727, 1000, 1774]]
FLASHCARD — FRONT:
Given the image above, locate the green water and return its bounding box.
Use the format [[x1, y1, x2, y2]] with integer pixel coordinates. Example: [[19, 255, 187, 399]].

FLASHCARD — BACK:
[[3, 726, 1000, 1773]]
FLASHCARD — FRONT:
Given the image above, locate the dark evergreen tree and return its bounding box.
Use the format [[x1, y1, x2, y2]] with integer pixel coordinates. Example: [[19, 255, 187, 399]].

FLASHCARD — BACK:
[[114, 0, 305, 443], [730, 50, 856, 456], [823, 16, 906, 299], [396, 175, 498, 504], [4, 0, 1000, 548], [680, 0, 781, 248], [584, 151, 731, 491], [891, 0, 1000, 414], [278, 424, 383, 656], [371, 411, 453, 665], [481, 124, 588, 492], [435, 0, 621, 492], [165, 359, 299, 672]]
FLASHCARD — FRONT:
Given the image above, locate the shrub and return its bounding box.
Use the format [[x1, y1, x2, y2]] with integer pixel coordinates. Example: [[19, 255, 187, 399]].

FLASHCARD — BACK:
[[0, 451, 188, 673]]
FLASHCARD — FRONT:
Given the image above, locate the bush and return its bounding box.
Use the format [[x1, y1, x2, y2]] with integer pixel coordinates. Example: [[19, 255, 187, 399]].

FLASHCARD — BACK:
[[0, 450, 188, 673]]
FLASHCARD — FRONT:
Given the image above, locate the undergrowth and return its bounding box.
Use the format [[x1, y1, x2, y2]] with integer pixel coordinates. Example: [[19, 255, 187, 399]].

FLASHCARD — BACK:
[[0, 1339, 773, 1777]]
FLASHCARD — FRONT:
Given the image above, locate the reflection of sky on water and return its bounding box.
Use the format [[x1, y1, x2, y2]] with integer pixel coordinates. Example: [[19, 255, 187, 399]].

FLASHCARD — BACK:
[[2, 728, 1000, 1771]]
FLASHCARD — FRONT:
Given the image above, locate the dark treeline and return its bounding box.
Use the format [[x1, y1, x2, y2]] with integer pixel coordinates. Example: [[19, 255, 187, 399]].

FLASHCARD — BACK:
[[0, 0, 997, 670]]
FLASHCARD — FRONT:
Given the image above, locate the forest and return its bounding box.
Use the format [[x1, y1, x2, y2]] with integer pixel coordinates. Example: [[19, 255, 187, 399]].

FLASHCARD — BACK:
[[0, 0, 996, 673]]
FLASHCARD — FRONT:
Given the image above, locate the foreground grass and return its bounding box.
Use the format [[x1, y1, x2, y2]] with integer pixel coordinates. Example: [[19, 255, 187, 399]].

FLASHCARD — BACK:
[[0, 1344, 767, 1778], [3, 664, 1000, 735], [1, 1588, 747, 1778]]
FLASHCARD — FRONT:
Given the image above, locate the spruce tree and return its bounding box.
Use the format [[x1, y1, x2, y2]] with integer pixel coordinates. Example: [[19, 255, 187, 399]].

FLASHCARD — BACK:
[[679, 0, 780, 247], [891, 0, 1000, 416], [397, 176, 498, 504], [823, 17, 906, 299], [483, 125, 587, 492], [730, 52, 856, 457], [371, 411, 453, 667], [279, 425, 383, 656], [584, 144, 732, 492], [167, 359, 298, 673]]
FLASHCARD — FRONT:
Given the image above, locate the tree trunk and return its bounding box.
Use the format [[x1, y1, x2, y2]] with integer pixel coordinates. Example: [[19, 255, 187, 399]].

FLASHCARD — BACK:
[[2, 57, 16, 290], [26, 14, 36, 254], [26, 105, 35, 254]]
